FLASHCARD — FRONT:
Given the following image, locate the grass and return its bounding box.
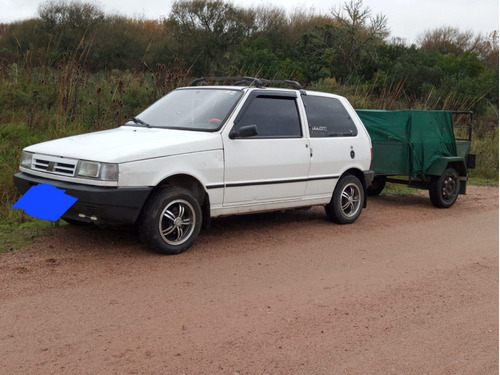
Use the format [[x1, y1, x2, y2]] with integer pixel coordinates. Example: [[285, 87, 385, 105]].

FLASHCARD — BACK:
[[0, 216, 57, 253], [468, 177, 499, 186], [381, 182, 416, 195], [469, 131, 499, 181]]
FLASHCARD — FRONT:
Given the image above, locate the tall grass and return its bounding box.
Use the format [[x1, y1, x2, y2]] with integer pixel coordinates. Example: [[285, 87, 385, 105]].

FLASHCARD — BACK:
[[469, 105, 499, 181], [0, 61, 192, 222]]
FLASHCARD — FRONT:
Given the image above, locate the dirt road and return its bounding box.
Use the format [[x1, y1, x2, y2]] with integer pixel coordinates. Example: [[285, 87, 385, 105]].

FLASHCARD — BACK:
[[0, 186, 498, 375]]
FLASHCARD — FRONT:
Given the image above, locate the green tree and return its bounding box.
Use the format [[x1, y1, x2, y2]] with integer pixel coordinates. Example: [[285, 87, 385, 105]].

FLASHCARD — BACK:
[[436, 51, 484, 78], [475, 31, 499, 69], [329, 0, 389, 81], [250, 6, 289, 49], [418, 27, 482, 55], [37, 0, 105, 64], [295, 25, 335, 82], [89, 17, 170, 71], [166, 0, 254, 75], [0, 19, 48, 66], [418, 27, 499, 67]]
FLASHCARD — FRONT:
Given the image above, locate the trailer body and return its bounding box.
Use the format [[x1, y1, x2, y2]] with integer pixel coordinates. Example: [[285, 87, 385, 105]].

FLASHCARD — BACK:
[[356, 109, 475, 208]]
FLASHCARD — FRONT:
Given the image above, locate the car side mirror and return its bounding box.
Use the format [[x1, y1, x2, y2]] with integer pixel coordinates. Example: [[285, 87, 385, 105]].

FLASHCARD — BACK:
[[229, 124, 258, 139]]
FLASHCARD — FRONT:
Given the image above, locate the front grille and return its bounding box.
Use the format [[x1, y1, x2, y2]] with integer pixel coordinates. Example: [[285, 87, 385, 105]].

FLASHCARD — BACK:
[[32, 154, 77, 176], [33, 159, 50, 170]]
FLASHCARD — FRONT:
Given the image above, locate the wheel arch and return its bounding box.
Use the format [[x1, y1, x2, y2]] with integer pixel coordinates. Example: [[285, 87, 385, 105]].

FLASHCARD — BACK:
[[427, 157, 467, 177], [149, 174, 211, 229], [446, 161, 467, 176]]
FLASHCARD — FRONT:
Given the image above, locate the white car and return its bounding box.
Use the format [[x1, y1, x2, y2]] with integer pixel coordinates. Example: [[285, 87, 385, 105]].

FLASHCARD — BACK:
[[14, 78, 374, 254]]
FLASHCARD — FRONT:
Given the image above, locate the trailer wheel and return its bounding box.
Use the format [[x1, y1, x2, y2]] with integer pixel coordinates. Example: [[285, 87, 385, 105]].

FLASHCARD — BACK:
[[325, 175, 364, 224], [367, 175, 386, 196], [429, 168, 460, 208]]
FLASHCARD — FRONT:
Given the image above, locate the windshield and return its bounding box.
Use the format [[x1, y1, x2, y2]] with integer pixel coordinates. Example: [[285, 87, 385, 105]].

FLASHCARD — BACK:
[[127, 88, 243, 131]]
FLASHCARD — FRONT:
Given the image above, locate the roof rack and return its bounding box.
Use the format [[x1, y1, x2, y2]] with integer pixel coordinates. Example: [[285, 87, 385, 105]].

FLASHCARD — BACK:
[[190, 77, 303, 91], [261, 79, 302, 90], [190, 76, 263, 87]]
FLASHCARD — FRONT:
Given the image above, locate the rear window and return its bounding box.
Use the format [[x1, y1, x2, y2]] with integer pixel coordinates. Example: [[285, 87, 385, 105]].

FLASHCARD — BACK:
[[303, 95, 358, 137]]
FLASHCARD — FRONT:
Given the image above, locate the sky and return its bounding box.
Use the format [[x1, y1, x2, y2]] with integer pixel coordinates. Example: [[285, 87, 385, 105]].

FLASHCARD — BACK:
[[0, 0, 498, 44]]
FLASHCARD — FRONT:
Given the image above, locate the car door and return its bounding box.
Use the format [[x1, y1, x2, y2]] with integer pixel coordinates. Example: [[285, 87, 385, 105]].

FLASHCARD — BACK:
[[222, 90, 310, 207], [302, 94, 361, 196]]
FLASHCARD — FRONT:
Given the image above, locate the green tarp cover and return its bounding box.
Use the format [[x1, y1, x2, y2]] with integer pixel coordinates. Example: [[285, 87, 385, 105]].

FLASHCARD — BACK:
[[356, 110, 457, 178]]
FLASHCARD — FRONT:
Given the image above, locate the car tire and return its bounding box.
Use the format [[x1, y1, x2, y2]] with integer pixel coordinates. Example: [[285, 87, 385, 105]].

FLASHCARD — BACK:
[[325, 175, 364, 224], [140, 186, 202, 255]]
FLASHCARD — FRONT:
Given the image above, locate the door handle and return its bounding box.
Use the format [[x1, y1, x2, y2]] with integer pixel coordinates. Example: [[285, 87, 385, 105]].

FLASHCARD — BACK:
[[306, 144, 313, 157]]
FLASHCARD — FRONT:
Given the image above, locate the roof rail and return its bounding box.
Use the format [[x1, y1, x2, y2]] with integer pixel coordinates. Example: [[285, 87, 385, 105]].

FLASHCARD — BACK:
[[261, 79, 302, 90], [190, 77, 304, 91], [190, 76, 263, 87]]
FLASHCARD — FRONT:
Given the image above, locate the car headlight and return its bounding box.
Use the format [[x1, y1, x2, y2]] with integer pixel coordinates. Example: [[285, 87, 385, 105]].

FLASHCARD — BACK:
[[20, 151, 34, 169], [76, 161, 118, 181]]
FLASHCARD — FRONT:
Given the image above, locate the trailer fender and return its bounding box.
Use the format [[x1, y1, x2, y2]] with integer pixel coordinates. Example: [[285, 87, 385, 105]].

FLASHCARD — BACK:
[[426, 157, 467, 176], [426, 157, 468, 194]]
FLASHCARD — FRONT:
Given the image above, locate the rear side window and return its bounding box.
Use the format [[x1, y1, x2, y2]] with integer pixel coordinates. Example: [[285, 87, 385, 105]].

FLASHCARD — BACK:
[[233, 95, 302, 138], [303, 95, 358, 137]]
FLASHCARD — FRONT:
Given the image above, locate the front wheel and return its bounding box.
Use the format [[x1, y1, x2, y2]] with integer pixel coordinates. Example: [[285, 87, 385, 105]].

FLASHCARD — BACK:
[[325, 175, 364, 224], [429, 168, 460, 208], [140, 187, 202, 255]]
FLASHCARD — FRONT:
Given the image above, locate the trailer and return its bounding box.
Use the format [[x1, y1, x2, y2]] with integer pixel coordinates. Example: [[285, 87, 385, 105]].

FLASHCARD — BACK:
[[356, 109, 476, 208]]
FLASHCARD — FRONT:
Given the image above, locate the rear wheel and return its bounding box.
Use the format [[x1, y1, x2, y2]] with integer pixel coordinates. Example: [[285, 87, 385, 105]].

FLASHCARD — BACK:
[[325, 175, 364, 224], [140, 187, 202, 255], [429, 168, 460, 208]]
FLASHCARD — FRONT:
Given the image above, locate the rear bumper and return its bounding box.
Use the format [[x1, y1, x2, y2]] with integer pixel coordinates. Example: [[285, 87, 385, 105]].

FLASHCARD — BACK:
[[14, 173, 153, 225], [364, 170, 375, 187], [362, 170, 375, 208]]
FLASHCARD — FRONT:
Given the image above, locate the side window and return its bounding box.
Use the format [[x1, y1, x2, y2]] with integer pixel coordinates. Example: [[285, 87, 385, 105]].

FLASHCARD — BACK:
[[302, 95, 358, 137], [233, 95, 302, 138]]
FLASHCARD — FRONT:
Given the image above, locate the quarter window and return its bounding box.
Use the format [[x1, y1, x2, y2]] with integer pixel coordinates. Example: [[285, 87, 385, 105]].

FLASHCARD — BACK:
[[303, 95, 358, 137]]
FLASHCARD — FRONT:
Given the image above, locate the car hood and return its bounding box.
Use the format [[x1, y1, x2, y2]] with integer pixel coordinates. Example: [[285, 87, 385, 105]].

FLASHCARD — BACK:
[[24, 126, 223, 163]]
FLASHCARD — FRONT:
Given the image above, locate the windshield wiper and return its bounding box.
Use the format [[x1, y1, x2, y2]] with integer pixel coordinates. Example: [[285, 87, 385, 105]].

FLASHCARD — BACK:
[[128, 117, 151, 128]]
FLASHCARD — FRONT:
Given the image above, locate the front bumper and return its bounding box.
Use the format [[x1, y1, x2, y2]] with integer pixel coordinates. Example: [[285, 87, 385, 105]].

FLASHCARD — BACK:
[[14, 173, 153, 226]]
